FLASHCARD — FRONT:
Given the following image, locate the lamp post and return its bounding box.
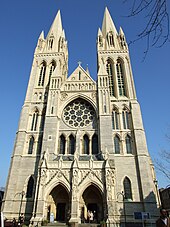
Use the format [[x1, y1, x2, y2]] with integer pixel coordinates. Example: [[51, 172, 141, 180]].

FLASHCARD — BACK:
[[17, 191, 25, 223], [117, 191, 126, 227], [154, 179, 161, 207]]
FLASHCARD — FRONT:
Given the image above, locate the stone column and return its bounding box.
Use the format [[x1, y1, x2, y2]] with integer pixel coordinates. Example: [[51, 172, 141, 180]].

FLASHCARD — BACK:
[[69, 169, 80, 225]]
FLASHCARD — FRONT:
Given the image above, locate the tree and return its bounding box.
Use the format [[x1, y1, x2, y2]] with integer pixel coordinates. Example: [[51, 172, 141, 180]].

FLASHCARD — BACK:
[[155, 135, 170, 182], [124, 0, 170, 57]]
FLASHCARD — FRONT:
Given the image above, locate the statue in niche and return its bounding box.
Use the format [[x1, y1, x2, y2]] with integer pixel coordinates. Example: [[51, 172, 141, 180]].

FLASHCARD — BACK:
[[72, 169, 79, 200], [106, 169, 115, 201], [41, 169, 47, 186]]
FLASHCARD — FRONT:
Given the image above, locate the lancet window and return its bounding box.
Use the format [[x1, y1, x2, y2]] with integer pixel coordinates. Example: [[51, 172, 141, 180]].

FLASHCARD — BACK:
[[69, 135, 75, 155], [83, 135, 89, 155], [126, 135, 132, 154], [123, 177, 133, 200], [38, 62, 46, 86], [49, 61, 56, 78], [122, 109, 130, 129], [28, 136, 34, 154], [116, 60, 126, 96], [92, 134, 98, 155], [26, 176, 34, 198], [48, 37, 54, 50], [59, 135, 66, 155], [112, 109, 119, 130], [107, 31, 114, 47], [106, 59, 114, 96], [31, 110, 39, 131], [114, 135, 120, 154]]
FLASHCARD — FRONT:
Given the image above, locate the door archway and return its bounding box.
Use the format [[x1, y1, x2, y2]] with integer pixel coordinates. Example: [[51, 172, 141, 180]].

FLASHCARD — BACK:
[[80, 184, 104, 223], [46, 184, 69, 223]]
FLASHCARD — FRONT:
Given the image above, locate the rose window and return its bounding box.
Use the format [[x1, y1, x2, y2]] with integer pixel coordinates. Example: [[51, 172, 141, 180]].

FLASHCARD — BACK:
[[63, 99, 95, 128]]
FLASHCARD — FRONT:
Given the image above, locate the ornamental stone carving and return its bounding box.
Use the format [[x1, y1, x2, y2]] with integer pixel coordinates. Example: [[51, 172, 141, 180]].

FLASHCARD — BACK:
[[60, 92, 68, 101]]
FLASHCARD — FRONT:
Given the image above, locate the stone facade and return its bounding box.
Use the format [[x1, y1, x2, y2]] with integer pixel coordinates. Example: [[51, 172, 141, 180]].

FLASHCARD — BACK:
[[3, 8, 159, 227]]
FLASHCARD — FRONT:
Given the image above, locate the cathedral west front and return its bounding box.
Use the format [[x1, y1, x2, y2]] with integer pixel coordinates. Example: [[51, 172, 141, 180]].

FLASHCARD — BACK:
[[3, 7, 159, 227]]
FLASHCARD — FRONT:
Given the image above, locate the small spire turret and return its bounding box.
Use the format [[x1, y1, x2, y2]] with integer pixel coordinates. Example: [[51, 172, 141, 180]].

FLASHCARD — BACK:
[[100, 7, 120, 50], [119, 27, 128, 50], [35, 31, 45, 53], [97, 28, 104, 50]]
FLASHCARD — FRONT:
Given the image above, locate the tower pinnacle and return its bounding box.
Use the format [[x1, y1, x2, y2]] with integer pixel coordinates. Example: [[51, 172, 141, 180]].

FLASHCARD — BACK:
[[102, 7, 118, 37], [47, 10, 63, 39]]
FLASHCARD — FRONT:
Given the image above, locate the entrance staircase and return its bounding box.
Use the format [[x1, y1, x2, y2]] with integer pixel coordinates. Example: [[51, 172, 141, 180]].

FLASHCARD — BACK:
[[42, 223, 99, 227]]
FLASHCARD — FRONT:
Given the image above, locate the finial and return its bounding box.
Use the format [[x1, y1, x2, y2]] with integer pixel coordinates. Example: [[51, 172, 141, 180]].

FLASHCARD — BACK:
[[86, 64, 90, 75], [78, 61, 82, 66]]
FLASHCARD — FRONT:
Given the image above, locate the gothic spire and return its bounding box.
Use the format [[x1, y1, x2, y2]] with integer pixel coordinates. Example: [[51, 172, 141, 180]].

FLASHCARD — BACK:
[[102, 7, 118, 37], [47, 10, 63, 39]]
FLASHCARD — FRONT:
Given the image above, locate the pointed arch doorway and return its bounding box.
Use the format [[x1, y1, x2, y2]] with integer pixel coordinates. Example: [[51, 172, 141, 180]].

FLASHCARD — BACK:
[[46, 184, 69, 223], [80, 184, 104, 223]]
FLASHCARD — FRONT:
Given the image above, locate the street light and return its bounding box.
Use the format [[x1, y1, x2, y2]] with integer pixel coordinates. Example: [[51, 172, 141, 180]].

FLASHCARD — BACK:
[[117, 191, 126, 227], [15, 191, 25, 223]]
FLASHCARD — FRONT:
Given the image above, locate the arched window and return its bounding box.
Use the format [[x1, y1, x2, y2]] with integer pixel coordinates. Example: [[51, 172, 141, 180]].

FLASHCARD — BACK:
[[126, 135, 132, 154], [106, 59, 114, 96], [31, 111, 38, 131], [38, 62, 46, 86], [26, 176, 34, 198], [28, 136, 34, 154], [123, 177, 133, 200], [122, 109, 130, 129], [49, 61, 56, 78], [116, 60, 126, 96], [92, 134, 98, 155], [114, 135, 120, 154], [48, 38, 54, 49], [69, 135, 75, 155], [59, 135, 65, 154], [112, 109, 119, 130], [107, 32, 114, 47], [83, 135, 89, 155]]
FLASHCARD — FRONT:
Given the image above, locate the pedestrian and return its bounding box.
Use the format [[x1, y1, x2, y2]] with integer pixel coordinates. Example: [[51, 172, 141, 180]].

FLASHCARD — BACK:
[[18, 213, 24, 226], [156, 209, 170, 227], [12, 218, 17, 227], [87, 210, 91, 223], [89, 211, 93, 223]]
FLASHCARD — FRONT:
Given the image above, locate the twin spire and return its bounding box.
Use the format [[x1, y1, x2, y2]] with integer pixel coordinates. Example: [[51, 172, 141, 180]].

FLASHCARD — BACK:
[[97, 7, 127, 51], [35, 10, 67, 54], [102, 7, 118, 37], [35, 7, 127, 55], [47, 10, 64, 40]]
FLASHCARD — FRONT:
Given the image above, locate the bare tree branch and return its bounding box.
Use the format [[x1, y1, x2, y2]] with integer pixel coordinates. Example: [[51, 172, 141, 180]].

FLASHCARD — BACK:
[[154, 142, 170, 182], [123, 0, 170, 57]]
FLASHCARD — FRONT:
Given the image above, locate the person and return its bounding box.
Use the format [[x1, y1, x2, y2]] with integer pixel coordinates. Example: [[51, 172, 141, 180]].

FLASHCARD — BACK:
[[89, 211, 94, 223], [50, 212, 54, 223], [87, 210, 91, 223], [12, 218, 17, 227], [156, 209, 170, 227], [18, 213, 24, 226]]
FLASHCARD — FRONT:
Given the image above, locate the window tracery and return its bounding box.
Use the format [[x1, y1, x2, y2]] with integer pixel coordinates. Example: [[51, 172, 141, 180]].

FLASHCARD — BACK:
[[63, 99, 95, 128]]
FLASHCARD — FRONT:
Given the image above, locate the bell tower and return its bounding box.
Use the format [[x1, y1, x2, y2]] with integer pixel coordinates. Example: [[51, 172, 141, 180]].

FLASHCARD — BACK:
[[97, 7, 158, 224], [2, 10, 68, 222]]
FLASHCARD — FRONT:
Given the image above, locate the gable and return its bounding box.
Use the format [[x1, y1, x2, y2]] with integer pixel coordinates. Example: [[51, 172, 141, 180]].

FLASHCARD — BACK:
[[67, 65, 95, 83]]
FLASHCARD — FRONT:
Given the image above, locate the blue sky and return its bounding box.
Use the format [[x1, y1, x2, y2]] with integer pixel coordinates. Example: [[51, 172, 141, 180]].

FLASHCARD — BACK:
[[0, 0, 170, 188]]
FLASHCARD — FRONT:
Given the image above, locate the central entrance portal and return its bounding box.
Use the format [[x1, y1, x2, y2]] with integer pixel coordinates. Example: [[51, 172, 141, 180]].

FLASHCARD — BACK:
[[80, 184, 103, 223], [56, 203, 66, 222], [47, 184, 69, 223]]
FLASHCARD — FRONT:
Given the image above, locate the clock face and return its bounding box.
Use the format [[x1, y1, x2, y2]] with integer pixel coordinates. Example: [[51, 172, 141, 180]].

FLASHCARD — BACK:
[[63, 98, 95, 128]]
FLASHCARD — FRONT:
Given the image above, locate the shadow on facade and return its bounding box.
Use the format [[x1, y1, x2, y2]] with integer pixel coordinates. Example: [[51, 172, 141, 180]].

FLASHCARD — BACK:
[[117, 190, 159, 227], [24, 88, 48, 224]]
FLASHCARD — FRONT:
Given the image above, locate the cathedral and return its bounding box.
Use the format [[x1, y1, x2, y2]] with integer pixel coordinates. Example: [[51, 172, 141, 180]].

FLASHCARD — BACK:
[[3, 7, 159, 227]]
